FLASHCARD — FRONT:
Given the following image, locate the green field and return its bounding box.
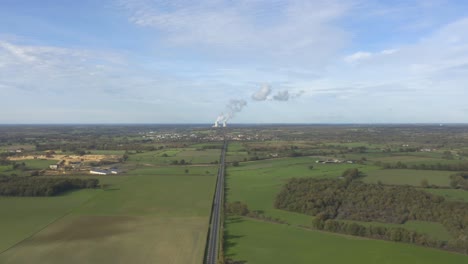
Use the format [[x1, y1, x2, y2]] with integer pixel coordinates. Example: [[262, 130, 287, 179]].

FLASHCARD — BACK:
[[23, 159, 59, 170], [0, 165, 24, 176], [0, 165, 11, 173], [368, 153, 465, 165], [226, 142, 246, 152], [225, 218, 468, 264], [129, 165, 218, 176], [425, 189, 468, 202], [363, 169, 453, 186], [189, 142, 223, 149], [227, 157, 378, 226], [0, 168, 216, 264], [0, 189, 98, 253], [88, 150, 126, 155], [128, 148, 220, 165], [225, 150, 467, 263]]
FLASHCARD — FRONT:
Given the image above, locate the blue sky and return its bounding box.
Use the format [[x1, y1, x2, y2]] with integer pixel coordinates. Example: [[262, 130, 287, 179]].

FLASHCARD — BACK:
[[1, 0, 468, 123]]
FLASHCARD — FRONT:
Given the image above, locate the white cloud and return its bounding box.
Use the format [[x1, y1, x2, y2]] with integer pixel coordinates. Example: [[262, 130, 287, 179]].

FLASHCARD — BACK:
[[282, 16, 468, 123], [381, 49, 397, 55], [251, 84, 272, 101], [2, 1, 468, 123], [119, 0, 352, 65], [344, 49, 399, 63], [344, 51, 372, 63]]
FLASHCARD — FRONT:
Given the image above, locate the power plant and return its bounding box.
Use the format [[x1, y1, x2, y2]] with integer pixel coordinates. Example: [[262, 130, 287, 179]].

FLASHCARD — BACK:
[[212, 99, 246, 129], [212, 120, 227, 128]]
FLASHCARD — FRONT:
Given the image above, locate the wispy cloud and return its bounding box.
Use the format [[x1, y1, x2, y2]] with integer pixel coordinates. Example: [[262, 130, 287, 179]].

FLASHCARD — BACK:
[[119, 0, 352, 65], [1, 1, 468, 123], [344, 49, 398, 63]]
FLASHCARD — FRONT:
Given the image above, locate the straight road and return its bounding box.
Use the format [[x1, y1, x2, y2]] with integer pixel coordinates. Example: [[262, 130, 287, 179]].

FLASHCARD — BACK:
[[205, 141, 227, 264]]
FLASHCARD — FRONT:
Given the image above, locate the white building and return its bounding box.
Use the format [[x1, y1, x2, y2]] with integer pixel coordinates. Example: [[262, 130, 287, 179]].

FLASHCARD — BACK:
[[90, 169, 108, 175]]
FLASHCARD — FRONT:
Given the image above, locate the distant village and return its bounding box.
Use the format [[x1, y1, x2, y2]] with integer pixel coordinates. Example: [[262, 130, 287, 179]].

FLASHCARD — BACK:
[[140, 130, 271, 142]]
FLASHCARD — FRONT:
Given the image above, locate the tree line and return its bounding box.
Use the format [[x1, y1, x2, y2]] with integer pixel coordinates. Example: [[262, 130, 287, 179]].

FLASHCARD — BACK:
[[375, 161, 468, 171], [310, 218, 447, 250], [0, 176, 99, 196], [225, 201, 288, 225], [274, 177, 468, 254]]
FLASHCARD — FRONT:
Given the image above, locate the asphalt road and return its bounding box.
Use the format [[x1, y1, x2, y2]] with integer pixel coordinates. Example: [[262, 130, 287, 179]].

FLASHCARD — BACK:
[[205, 141, 227, 264]]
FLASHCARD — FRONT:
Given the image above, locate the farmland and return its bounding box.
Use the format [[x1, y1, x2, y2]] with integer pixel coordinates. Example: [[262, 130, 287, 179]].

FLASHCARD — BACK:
[[0, 170, 216, 264], [2, 124, 468, 263], [223, 129, 468, 263], [225, 218, 467, 264], [363, 169, 453, 187], [0, 126, 221, 264]]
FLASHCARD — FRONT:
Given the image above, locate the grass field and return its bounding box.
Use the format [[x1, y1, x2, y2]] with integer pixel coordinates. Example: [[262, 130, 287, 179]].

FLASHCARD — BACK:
[[367, 153, 465, 165], [226, 142, 246, 152], [0, 165, 12, 173], [129, 165, 218, 176], [0, 176, 127, 253], [425, 189, 468, 202], [0, 189, 98, 254], [0, 165, 24, 176], [0, 167, 216, 264], [363, 169, 453, 187], [225, 217, 468, 264], [225, 148, 467, 262], [88, 150, 126, 155], [227, 157, 378, 226], [23, 159, 59, 170], [190, 142, 223, 149], [128, 148, 220, 165]]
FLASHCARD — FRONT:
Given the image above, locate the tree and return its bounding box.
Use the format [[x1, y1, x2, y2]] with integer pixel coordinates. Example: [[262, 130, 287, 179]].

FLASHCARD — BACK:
[[232, 161, 240, 167], [225, 202, 249, 216], [342, 168, 360, 181], [420, 179, 429, 188], [122, 153, 129, 162]]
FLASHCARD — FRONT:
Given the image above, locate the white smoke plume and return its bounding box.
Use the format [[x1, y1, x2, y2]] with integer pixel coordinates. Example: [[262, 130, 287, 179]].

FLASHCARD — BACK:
[[273, 90, 290, 101], [294, 90, 306, 98], [226, 99, 247, 119], [213, 86, 305, 126], [214, 99, 247, 126], [273, 90, 305, 101], [251, 84, 272, 101]]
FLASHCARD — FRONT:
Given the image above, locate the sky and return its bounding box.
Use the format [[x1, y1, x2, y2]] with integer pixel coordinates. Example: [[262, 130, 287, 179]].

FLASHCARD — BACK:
[[1, 0, 468, 124]]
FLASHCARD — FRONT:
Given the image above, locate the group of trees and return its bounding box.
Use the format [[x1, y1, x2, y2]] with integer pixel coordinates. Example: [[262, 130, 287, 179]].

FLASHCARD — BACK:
[[0, 155, 14, 166], [225, 201, 288, 225], [274, 176, 468, 253], [225, 201, 250, 216], [0, 176, 99, 196], [341, 168, 361, 181], [312, 218, 445, 249], [170, 159, 190, 165], [375, 161, 468, 171], [450, 173, 468, 190]]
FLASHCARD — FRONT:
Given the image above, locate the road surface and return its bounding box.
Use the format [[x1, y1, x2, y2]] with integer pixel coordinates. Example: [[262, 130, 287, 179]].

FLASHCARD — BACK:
[[205, 141, 227, 264]]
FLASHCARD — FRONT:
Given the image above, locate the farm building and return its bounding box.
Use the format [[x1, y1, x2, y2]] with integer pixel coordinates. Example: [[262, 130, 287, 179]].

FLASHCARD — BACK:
[[69, 161, 82, 169], [90, 169, 109, 175], [49, 160, 64, 170], [90, 168, 120, 175]]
